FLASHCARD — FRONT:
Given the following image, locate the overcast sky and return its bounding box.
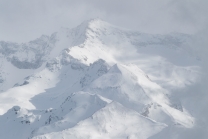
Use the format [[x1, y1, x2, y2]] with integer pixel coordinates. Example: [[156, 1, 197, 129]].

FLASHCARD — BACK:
[[0, 0, 207, 43]]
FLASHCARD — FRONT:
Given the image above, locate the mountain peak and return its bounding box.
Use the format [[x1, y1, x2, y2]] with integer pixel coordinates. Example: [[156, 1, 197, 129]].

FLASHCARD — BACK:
[[0, 18, 203, 139], [73, 18, 109, 34]]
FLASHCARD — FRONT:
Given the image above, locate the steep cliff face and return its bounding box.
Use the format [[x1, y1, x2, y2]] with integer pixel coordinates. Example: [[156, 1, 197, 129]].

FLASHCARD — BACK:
[[0, 19, 203, 139]]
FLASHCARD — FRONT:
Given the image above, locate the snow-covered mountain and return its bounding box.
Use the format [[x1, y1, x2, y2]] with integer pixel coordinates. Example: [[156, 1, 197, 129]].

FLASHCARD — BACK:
[[0, 19, 204, 139]]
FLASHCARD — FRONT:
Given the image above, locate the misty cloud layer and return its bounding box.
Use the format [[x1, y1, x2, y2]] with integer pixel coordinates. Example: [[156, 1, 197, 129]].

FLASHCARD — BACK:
[[0, 0, 207, 43]]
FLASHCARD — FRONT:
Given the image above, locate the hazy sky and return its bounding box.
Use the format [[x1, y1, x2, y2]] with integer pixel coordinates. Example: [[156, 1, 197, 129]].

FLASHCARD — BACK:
[[0, 0, 207, 42]]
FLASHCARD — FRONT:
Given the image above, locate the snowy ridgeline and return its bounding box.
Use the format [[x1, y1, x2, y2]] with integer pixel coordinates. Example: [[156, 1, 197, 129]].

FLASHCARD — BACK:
[[0, 19, 203, 139]]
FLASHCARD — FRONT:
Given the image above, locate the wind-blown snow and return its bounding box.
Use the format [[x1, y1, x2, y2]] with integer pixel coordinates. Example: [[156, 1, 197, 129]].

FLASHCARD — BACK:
[[0, 19, 204, 139]]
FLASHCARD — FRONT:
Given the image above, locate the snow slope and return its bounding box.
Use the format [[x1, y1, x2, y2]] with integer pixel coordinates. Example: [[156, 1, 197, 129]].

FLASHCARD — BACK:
[[0, 19, 203, 139], [33, 102, 167, 139]]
